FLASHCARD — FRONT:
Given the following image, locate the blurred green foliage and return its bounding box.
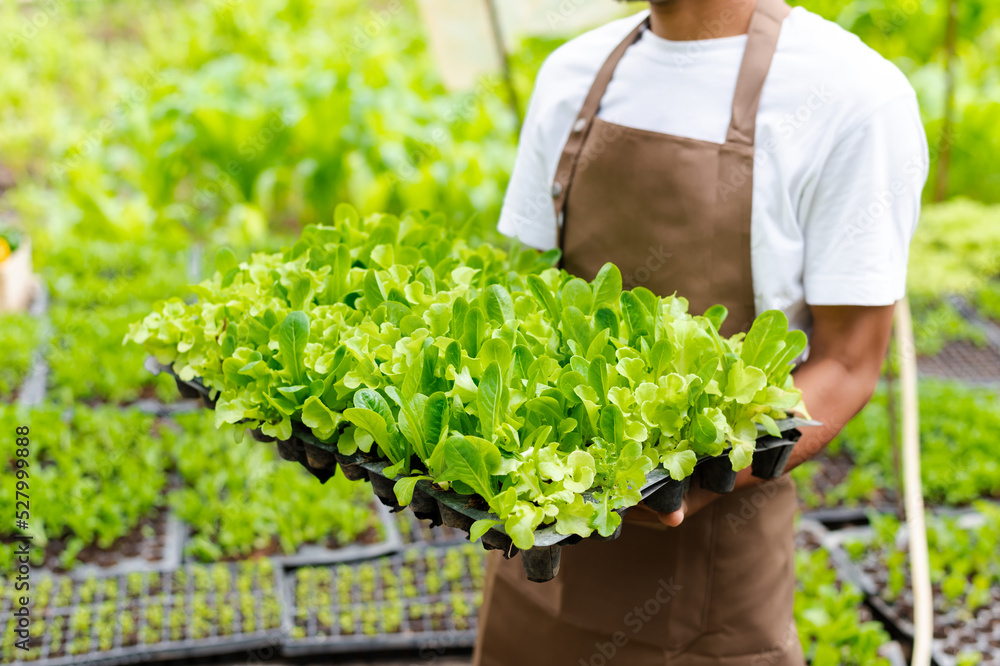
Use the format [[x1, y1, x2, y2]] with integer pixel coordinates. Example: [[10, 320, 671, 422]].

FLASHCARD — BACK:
[[791, 0, 1000, 202]]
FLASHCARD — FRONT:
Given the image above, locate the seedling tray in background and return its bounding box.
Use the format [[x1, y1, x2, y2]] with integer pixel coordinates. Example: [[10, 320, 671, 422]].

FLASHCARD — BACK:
[[0, 560, 284, 666], [272, 502, 405, 568], [823, 519, 999, 666], [280, 543, 483, 657]]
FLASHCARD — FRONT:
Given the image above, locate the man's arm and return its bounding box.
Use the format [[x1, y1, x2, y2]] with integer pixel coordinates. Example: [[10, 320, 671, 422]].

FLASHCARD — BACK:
[[651, 303, 896, 527]]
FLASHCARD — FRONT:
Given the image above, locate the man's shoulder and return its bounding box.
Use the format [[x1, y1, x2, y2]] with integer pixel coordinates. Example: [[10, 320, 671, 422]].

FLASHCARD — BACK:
[[778, 8, 915, 116]]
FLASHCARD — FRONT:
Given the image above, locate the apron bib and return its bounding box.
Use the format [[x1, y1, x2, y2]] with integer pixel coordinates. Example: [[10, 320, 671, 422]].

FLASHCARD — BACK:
[[474, 1, 803, 664]]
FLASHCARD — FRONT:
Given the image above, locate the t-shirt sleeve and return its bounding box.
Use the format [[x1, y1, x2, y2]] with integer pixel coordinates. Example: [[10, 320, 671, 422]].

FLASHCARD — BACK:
[[497, 73, 561, 251], [800, 93, 928, 306]]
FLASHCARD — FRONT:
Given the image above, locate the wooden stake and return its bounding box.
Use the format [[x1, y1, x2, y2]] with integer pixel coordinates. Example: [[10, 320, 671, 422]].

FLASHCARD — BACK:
[[934, 0, 959, 202], [483, 0, 524, 130]]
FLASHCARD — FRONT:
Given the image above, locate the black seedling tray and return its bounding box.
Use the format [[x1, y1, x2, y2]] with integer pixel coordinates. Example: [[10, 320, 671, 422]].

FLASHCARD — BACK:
[[823, 523, 994, 666], [280, 543, 484, 657], [0, 560, 285, 666], [150, 359, 817, 582]]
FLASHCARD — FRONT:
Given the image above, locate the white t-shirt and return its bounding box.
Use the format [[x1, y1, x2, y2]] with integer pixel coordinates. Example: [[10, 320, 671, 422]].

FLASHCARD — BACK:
[[498, 7, 929, 334]]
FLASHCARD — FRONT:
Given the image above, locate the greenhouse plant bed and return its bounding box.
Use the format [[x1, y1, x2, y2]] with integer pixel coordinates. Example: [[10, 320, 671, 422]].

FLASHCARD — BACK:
[[281, 543, 483, 657], [0, 560, 284, 666], [271, 502, 405, 568], [794, 522, 912, 666], [59, 509, 186, 580], [824, 518, 1000, 666], [795, 449, 898, 519]]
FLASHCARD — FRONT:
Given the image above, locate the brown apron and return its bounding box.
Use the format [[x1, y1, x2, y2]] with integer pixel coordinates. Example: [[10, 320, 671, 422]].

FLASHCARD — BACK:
[[474, 0, 805, 664]]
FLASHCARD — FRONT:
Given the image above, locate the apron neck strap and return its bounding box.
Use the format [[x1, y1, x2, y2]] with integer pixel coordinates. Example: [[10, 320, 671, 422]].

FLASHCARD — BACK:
[[569, 0, 790, 144], [726, 0, 791, 146], [552, 1, 790, 217]]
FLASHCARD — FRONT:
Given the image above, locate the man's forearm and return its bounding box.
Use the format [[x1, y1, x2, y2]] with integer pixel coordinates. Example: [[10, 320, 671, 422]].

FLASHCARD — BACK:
[[719, 354, 882, 498], [784, 353, 882, 469]]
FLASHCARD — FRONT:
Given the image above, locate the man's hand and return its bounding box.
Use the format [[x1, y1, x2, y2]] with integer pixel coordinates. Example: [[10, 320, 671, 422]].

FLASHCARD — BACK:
[[648, 304, 896, 528]]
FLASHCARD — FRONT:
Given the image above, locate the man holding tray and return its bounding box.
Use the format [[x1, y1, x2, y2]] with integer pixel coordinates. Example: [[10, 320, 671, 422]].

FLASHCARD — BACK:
[[474, 0, 927, 663]]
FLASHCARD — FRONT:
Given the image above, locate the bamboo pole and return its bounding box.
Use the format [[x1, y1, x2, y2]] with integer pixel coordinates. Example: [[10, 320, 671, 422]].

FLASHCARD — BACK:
[[934, 0, 959, 202], [483, 0, 524, 130], [895, 298, 932, 666], [884, 347, 905, 518]]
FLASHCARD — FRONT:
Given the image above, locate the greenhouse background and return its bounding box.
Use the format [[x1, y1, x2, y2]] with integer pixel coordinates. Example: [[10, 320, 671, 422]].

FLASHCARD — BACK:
[[0, 0, 999, 664]]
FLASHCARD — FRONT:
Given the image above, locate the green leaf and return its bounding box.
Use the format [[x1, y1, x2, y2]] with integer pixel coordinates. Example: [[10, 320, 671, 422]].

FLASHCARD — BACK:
[[279, 311, 310, 385], [527, 275, 559, 321], [592, 493, 621, 537], [484, 284, 515, 325], [394, 475, 432, 506], [423, 392, 450, 449], [562, 278, 593, 314], [438, 436, 500, 501], [335, 202, 360, 226], [729, 442, 755, 471], [620, 291, 648, 339], [505, 502, 543, 549], [469, 518, 501, 542], [215, 247, 238, 275], [741, 310, 788, 370], [301, 396, 342, 440], [591, 263, 623, 307], [364, 270, 386, 308], [563, 450, 596, 493], [725, 359, 768, 404], [562, 306, 592, 350], [477, 361, 506, 439], [461, 307, 486, 357], [393, 390, 431, 459], [660, 449, 697, 480], [703, 304, 728, 332], [593, 306, 620, 339]]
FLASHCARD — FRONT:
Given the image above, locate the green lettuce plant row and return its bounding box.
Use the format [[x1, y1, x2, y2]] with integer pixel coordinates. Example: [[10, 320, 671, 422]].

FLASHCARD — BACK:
[[127, 205, 808, 549]]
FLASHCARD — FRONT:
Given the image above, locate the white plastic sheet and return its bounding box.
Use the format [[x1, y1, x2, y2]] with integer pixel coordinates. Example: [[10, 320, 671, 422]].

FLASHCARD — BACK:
[[414, 0, 631, 91]]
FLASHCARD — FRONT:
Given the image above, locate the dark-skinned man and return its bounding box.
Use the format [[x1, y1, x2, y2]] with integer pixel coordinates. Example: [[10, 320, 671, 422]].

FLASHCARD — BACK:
[[473, 0, 926, 664]]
